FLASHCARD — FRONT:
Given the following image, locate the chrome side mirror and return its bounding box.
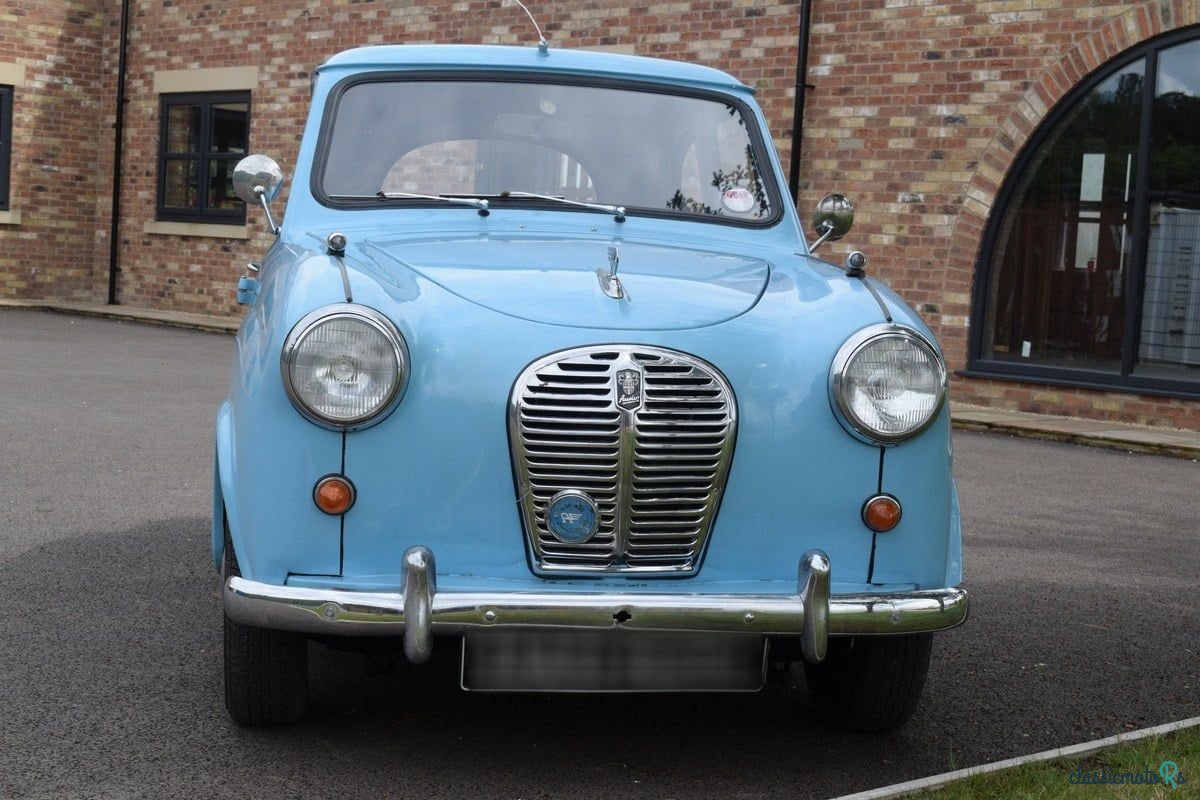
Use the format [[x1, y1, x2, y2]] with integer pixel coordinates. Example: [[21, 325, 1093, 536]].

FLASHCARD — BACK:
[[233, 155, 285, 236], [810, 193, 854, 252]]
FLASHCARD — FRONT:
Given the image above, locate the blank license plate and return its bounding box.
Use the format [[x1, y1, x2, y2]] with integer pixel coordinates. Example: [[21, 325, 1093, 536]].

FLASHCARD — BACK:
[[461, 630, 766, 692]]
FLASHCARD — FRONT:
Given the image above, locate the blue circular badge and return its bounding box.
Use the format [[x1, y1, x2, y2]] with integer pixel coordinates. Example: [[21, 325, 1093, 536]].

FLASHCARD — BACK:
[[546, 490, 599, 543]]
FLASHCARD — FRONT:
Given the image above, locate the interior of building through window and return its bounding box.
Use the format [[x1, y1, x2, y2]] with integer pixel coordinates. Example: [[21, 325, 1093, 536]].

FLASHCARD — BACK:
[[1136, 38, 1200, 377], [983, 61, 1145, 371]]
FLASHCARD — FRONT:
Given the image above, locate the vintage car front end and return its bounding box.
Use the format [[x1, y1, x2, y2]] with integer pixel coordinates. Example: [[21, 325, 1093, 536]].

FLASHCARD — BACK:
[[215, 44, 968, 730]]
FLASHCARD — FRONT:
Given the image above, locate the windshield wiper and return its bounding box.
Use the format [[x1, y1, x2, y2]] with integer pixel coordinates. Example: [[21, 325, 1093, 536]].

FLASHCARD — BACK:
[[499, 191, 626, 223], [331, 190, 627, 221], [329, 192, 490, 216]]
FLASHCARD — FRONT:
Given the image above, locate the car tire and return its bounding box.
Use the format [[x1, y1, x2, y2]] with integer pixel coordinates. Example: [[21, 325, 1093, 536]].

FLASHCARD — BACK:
[[801, 634, 932, 733], [222, 524, 309, 726]]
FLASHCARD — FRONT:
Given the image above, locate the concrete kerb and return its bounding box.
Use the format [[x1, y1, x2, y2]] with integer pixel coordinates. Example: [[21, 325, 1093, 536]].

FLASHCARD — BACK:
[[951, 405, 1200, 460], [0, 299, 240, 334], [831, 716, 1200, 800]]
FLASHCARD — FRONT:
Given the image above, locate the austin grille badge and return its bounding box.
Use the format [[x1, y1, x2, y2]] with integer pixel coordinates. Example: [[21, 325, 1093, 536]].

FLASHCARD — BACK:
[[616, 368, 642, 410]]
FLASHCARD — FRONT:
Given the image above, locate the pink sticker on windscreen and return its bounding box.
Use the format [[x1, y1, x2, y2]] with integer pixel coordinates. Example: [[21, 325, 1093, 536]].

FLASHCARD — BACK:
[[722, 187, 755, 213]]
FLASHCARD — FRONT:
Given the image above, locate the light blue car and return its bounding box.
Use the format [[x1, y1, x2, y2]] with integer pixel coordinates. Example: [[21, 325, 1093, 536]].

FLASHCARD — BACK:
[[216, 43, 968, 730]]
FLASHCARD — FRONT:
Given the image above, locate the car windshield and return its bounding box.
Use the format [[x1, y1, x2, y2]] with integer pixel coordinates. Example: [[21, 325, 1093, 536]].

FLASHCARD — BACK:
[[319, 79, 775, 222]]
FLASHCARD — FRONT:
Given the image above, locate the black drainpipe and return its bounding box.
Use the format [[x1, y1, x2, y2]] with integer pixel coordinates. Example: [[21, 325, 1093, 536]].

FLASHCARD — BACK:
[[107, 0, 130, 305], [788, 0, 813, 202]]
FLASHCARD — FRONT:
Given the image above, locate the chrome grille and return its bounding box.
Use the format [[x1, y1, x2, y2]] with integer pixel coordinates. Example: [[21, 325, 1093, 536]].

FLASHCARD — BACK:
[[509, 346, 737, 574]]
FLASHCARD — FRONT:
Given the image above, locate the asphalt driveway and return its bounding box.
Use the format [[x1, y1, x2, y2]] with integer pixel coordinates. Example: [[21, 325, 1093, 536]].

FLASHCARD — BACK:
[[0, 309, 1196, 799]]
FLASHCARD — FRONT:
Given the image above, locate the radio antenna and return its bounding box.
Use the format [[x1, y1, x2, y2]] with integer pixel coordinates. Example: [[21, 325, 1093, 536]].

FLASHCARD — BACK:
[[505, 0, 548, 54]]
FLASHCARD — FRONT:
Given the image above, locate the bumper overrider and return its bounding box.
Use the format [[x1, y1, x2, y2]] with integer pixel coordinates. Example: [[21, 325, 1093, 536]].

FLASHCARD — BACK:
[[223, 548, 969, 665]]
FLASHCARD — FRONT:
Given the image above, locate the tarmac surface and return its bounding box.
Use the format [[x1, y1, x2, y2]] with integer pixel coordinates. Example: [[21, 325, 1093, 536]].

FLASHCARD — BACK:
[[1, 308, 1197, 799]]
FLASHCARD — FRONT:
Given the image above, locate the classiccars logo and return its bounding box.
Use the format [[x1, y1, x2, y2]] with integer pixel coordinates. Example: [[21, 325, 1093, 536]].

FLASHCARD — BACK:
[[1067, 760, 1187, 790]]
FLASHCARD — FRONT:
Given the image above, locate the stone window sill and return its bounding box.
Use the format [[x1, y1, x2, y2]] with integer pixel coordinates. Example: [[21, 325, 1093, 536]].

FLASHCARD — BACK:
[[143, 220, 249, 239]]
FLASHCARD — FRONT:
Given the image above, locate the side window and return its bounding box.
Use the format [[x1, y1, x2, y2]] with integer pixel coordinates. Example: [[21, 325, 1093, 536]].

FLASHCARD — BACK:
[[0, 85, 12, 211], [156, 92, 250, 223]]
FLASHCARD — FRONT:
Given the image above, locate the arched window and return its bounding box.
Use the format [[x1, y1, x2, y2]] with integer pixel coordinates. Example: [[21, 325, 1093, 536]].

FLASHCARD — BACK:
[[970, 29, 1200, 397]]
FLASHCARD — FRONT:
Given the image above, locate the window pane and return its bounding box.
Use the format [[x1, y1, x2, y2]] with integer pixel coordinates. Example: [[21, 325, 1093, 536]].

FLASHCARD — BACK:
[[210, 102, 249, 154], [983, 60, 1145, 371], [165, 104, 201, 153], [323, 81, 773, 220], [207, 158, 242, 209], [380, 139, 601, 203], [668, 114, 768, 217], [163, 158, 199, 208], [1137, 39, 1200, 377], [383, 139, 480, 195], [0, 86, 11, 209], [158, 93, 249, 219]]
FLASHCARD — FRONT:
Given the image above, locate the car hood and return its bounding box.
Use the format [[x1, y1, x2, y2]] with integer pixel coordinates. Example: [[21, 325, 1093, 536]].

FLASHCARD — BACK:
[[359, 234, 771, 330]]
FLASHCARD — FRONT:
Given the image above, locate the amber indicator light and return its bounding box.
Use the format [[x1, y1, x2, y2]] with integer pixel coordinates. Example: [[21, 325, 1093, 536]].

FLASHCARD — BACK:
[[314, 475, 356, 515], [863, 495, 902, 533]]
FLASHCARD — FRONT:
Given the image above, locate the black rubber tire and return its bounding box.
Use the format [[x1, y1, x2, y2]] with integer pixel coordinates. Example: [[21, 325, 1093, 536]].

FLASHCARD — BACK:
[[802, 634, 933, 733], [222, 526, 309, 726]]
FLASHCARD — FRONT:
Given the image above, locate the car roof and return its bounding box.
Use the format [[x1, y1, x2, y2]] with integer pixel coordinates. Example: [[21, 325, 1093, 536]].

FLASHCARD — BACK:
[[318, 44, 752, 94]]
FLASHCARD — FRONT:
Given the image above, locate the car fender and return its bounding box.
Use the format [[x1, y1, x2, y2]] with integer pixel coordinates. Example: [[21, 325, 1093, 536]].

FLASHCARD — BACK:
[[212, 399, 238, 572]]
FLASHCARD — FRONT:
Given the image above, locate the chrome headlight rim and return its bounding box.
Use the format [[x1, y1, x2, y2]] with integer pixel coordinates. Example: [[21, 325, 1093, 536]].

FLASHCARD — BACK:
[[280, 303, 410, 431], [830, 323, 948, 445]]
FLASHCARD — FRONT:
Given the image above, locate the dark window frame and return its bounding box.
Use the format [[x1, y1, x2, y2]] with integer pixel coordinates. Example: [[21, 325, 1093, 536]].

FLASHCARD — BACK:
[[967, 25, 1200, 399], [0, 84, 12, 211], [155, 91, 250, 224]]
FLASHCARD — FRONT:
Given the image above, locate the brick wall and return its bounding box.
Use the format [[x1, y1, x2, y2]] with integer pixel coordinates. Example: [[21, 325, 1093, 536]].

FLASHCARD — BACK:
[[0, 0, 108, 302], [0, 0, 1195, 429], [101, 0, 800, 317], [796, 0, 1200, 430]]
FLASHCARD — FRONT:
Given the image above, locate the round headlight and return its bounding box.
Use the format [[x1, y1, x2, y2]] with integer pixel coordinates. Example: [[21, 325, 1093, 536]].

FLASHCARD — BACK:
[[832, 325, 947, 444], [281, 305, 409, 430]]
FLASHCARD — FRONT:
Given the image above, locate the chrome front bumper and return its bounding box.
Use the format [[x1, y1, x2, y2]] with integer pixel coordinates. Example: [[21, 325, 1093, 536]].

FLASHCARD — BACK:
[[223, 547, 969, 665]]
